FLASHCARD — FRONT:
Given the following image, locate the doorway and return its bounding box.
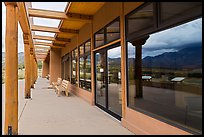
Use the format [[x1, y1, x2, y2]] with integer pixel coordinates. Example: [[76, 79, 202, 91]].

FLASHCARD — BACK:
[[95, 43, 122, 120]]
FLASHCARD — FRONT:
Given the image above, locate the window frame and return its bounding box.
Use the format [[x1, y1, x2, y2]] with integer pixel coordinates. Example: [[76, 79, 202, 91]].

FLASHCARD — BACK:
[[94, 17, 121, 49]]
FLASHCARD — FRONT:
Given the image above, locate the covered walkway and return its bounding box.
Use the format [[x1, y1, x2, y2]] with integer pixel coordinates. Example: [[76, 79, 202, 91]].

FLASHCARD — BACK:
[[14, 78, 134, 135]]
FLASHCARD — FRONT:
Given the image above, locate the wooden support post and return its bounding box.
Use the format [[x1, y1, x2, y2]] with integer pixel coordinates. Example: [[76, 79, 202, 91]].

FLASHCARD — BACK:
[[23, 34, 31, 98], [4, 2, 18, 135], [50, 48, 61, 84], [30, 48, 34, 88], [90, 20, 95, 105], [120, 2, 127, 118], [42, 60, 49, 78]]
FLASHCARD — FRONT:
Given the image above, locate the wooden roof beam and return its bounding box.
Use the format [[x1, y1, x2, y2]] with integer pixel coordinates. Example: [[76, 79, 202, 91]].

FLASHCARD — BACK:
[[34, 41, 52, 47], [28, 8, 93, 23], [33, 35, 71, 43], [31, 25, 59, 33], [33, 35, 55, 41], [31, 25, 78, 35], [55, 37, 71, 43], [34, 41, 65, 48]]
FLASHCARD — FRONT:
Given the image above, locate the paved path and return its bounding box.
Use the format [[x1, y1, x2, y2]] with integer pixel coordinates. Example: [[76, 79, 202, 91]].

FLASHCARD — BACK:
[[2, 79, 27, 134], [3, 78, 134, 135]]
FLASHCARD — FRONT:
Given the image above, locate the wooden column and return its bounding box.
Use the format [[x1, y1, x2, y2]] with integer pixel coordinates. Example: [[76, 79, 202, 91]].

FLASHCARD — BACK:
[[42, 60, 49, 78], [4, 2, 18, 135], [23, 34, 31, 98], [120, 2, 127, 118], [50, 48, 61, 84], [90, 20, 95, 105], [130, 36, 149, 98], [30, 48, 34, 88]]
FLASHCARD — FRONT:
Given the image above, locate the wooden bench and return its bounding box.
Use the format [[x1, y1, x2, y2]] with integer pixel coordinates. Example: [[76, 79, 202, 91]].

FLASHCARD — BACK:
[[52, 78, 62, 91], [56, 80, 69, 97], [46, 74, 50, 80]]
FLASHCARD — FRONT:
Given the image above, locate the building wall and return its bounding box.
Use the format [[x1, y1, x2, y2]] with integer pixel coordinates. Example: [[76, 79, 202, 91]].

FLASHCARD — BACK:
[[60, 2, 192, 135], [50, 48, 61, 84]]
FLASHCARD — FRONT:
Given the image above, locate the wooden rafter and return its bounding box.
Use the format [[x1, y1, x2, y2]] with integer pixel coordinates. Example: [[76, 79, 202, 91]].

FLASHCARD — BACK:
[[28, 8, 93, 23], [34, 41, 65, 48], [31, 25, 59, 33], [55, 37, 71, 42], [31, 25, 78, 35], [33, 35, 55, 41], [34, 41, 52, 46]]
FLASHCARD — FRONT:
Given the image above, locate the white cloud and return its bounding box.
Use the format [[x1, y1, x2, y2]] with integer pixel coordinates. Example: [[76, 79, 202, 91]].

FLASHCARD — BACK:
[[144, 18, 202, 51]]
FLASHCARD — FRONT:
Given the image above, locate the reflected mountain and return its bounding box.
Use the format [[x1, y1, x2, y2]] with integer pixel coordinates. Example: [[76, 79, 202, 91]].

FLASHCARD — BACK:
[[142, 43, 202, 69]]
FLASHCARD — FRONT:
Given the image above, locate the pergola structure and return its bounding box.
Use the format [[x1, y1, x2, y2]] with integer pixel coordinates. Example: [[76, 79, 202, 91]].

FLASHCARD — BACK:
[[4, 2, 105, 135], [3, 2, 202, 135]]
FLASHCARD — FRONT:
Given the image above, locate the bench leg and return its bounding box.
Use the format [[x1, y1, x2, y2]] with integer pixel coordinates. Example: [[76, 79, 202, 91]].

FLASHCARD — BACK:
[[57, 90, 61, 97], [65, 91, 68, 97]]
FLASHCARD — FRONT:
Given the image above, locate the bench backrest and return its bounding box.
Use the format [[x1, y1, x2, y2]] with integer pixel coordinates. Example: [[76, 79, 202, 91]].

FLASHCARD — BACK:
[[62, 80, 69, 90]]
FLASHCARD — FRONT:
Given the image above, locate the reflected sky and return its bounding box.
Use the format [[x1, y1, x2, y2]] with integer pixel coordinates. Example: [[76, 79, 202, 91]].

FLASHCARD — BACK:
[[128, 18, 202, 59]]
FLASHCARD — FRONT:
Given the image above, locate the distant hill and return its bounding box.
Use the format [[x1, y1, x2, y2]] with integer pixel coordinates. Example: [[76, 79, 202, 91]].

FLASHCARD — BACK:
[[2, 52, 24, 69]]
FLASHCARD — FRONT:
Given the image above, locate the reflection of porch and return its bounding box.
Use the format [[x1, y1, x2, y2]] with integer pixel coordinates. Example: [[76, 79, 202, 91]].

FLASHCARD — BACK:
[[3, 78, 133, 135]]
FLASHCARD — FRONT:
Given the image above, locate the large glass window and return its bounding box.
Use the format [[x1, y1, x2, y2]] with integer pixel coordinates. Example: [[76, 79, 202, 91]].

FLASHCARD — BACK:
[[71, 48, 78, 85], [126, 2, 155, 38], [127, 18, 202, 133], [79, 40, 91, 91], [159, 2, 202, 27], [61, 53, 70, 81], [94, 18, 120, 49]]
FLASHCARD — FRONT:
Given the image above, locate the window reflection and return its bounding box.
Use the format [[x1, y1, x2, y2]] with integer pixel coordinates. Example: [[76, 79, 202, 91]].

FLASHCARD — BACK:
[[94, 18, 120, 49], [106, 19, 120, 43], [95, 29, 105, 48], [71, 49, 78, 85], [127, 3, 154, 37], [79, 40, 91, 91], [127, 18, 202, 133]]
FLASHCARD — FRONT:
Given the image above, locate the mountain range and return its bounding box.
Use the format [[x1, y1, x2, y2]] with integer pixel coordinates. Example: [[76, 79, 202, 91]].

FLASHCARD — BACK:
[[2, 52, 24, 69]]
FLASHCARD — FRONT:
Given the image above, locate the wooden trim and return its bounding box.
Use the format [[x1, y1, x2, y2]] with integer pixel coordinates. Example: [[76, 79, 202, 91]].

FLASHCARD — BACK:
[[120, 2, 127, 119], [92, 39, 121, 52], [90, 20, 95, 105]]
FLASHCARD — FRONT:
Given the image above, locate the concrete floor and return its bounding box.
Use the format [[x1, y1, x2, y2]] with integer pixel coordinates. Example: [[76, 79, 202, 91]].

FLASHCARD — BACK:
[[2, 78, 134, 135]]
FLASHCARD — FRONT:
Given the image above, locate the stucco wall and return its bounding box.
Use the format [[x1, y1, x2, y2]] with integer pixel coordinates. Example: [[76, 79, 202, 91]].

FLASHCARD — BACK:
[[50, 48, 61, 84]]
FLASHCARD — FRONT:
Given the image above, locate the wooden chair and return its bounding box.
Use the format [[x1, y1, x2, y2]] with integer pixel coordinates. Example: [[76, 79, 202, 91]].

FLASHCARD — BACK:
[[56, 80, 69, 97]]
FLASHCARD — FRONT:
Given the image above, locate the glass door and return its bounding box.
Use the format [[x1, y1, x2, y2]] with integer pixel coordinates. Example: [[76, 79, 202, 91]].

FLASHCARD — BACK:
[[95, 49, 107, 108], [95, 44, 122, 120], [107, 46, 122, 117]]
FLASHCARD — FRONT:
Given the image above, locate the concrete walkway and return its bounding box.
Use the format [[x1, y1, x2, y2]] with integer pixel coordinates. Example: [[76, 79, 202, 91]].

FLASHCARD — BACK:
[[3, 78, 134, 135]]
